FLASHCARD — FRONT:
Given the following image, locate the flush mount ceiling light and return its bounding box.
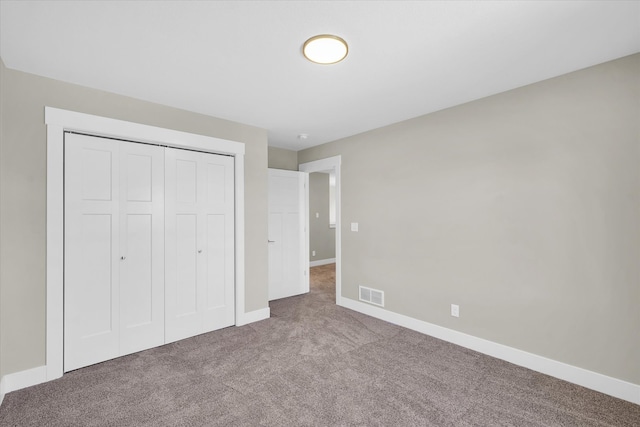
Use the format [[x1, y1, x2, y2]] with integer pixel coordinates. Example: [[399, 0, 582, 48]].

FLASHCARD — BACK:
[[303, 34, 348, 65]]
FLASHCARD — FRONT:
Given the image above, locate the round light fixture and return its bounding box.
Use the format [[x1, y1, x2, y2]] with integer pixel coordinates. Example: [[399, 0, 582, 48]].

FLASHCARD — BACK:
[[303, 34, 348, 65]]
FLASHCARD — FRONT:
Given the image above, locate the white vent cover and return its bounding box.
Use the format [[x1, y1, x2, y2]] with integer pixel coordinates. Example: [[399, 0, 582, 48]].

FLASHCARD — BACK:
[[359, 286, 384, 307]]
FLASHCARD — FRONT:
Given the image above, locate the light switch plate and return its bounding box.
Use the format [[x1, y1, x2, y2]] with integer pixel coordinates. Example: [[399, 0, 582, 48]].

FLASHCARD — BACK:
[[351, 222, 359, 232]]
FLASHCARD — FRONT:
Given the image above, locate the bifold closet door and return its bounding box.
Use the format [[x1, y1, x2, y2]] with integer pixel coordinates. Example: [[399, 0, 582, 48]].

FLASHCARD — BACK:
[[165, 148, 235, 343], [64, 133, 164, 372], [118, 141, 165, 356]]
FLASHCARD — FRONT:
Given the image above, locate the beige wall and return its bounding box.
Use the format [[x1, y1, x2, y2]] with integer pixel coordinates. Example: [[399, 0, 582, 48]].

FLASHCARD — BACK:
[[268, 146, 298, 171], [0, 65, 269, 377], [298, 54, 640, 385], [309, 173, 336, 261]]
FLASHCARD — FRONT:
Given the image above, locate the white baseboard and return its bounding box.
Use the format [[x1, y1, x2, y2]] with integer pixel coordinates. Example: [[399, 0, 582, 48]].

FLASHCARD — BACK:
[[3, 303, 637, 407], [0, 365, 48, 399], [236, 307, 271, 326], [310, 258, 336, 267], [339, 297, 640, 405]]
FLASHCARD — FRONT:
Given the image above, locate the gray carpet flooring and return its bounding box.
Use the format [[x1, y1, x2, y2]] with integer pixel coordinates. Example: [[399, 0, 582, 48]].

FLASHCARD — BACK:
[[1, 263, 638, 426]]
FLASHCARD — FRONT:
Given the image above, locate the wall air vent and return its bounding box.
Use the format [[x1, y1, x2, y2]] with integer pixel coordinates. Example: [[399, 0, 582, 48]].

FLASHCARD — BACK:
[[359, 286, 384, 307]]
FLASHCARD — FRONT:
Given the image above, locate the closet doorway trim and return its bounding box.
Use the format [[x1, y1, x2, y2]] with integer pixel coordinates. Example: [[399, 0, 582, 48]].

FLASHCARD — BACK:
[[45, 107, 246, 381]]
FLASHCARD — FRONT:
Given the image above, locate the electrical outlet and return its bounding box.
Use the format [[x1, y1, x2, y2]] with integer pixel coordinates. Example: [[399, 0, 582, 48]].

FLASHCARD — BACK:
[[312, 250, 316, 257], [351, 222, 359, 232], [451, 304, 460, 318], [315, 212, 319, 218]]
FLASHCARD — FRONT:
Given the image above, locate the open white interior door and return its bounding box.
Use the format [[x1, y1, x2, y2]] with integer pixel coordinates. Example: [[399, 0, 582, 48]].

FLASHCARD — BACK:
[[268, 169, 308, 301]]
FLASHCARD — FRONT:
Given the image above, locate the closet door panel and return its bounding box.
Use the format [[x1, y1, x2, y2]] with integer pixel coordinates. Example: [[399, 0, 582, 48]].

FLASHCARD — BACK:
[[176, 159, 198, 203], [165, 149, 202, 342], [206, 214, 226, 309], [206, 163, 226, 205], [165, 148, 235, 342], [76, 215, 115, 337], [125, 153, 153, 201], [119, 142, 165, 356], [203, 154, 235, 330], [66, 135, 165, 370], [120, 214, 153, 326], [65, 134, 120, 372], [176, 214, 198, 316], [205, 213, 229, 328], [80, 147, 113, 201]]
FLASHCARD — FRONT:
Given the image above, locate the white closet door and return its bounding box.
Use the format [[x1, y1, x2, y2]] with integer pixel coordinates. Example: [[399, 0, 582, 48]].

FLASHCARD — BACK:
[[65, 133, 121, 371], [165, 148, 235, 343], [268, 169, 308, 301], [65, 133, 164, 371], [118, 142, 165, 356]]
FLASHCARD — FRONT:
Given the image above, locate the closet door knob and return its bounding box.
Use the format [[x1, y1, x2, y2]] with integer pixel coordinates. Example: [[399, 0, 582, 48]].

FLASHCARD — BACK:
[[120, 256, 126, 260], [198, 249, 203, 253]]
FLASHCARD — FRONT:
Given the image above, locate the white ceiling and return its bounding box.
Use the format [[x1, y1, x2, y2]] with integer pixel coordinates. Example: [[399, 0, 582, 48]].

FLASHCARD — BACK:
[[1, 1, 639, 151]]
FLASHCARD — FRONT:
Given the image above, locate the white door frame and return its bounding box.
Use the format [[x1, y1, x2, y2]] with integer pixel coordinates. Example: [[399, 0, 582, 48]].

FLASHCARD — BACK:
[[45, 107, 246, 381], [299, 156, 342, 305]]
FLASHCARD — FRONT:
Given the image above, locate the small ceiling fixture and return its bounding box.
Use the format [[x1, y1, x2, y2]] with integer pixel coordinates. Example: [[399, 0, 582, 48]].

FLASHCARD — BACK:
[[303, 34, 348, 65]]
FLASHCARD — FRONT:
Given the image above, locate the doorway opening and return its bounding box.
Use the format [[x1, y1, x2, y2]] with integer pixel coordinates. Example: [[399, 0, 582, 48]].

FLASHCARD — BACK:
[[299, 156, 342, 305]]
